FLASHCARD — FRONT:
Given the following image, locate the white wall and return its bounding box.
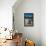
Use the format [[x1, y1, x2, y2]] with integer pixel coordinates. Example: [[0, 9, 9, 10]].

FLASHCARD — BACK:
[[41, 0, 46, 46], [13, 0, 41, 46], [12, 0, 46, 46], [0, 0, 16, 29]]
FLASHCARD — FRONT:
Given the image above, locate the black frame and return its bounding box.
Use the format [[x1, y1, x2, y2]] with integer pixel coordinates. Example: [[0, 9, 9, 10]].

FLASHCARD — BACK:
[[24, 13, 34, 26]]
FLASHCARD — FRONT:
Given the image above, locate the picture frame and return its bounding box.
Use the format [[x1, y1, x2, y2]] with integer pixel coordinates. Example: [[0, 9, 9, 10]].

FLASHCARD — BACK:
[[24, 13, 34, 26]]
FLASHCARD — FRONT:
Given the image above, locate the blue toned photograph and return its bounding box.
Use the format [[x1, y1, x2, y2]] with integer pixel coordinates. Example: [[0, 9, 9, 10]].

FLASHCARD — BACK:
[[24, 13, 34, 26]]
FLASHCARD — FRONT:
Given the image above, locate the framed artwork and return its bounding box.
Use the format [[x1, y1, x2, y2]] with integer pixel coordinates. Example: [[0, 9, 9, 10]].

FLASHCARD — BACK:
[[24, 13, 34, 26]]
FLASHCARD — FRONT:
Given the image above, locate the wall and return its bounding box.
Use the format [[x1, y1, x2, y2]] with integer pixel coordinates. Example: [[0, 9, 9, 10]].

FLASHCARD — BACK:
[[41, 0, 46, 46], [0, 0, 16, 30], [13, 0, 41, 46]]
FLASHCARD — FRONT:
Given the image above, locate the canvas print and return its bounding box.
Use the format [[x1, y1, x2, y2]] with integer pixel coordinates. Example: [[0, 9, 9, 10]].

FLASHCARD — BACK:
[[24, 13, 34, 26]]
